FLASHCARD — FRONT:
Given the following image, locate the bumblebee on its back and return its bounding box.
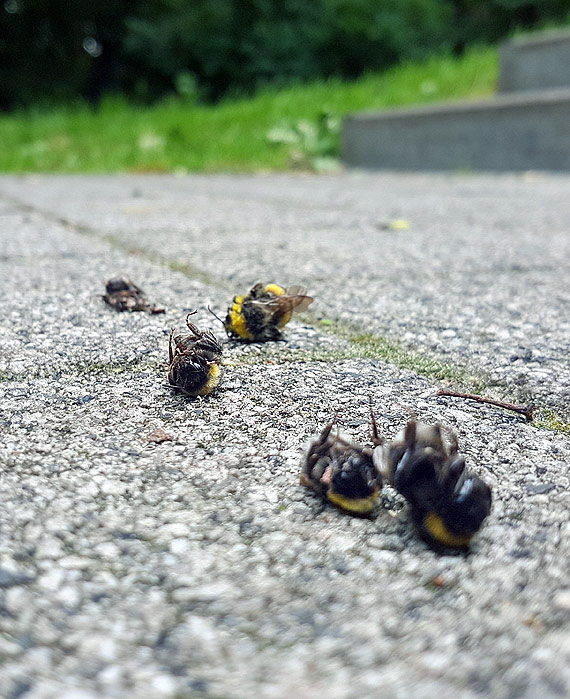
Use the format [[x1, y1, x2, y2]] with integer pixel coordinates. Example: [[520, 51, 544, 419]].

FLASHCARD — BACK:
[[377, 420, 492, 549], [221, 282, 313, 342], [167, 311, 224, 398], [301, 420, 382, 516]]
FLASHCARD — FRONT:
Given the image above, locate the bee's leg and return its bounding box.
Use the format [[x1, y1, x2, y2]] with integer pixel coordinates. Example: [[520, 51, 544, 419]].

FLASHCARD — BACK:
[[442, 457, 467, 492], [185, 310, 199, 333], [368, 397, 383, 446], [365, 462, 382, 490], [320, 464, 333, 487], [316, 417, 337, 445], [404, 420, 417, 449], [168, 328, 175, 363], [447, 428, 459, 456], [303, 452, 331, 489], [372, 444, 388, 478], [301, 454, 327, 492]]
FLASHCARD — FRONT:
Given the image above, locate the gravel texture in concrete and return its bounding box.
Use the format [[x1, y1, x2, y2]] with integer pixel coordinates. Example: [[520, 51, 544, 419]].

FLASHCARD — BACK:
[[0, 174, 569, 699]]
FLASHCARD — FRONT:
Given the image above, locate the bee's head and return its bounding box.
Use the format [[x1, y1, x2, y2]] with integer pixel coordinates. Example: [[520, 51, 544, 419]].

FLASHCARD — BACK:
[[105, 278, 131, 294]]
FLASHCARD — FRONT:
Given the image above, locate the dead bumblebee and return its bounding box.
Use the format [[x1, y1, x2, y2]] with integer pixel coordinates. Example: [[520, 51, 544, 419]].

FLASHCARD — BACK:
[[377, 420, 492, 549], [301, 420, 382, 516], [167, 311, 223, 398], [217, 282, 313, 342], [102, 277, 165, 314]]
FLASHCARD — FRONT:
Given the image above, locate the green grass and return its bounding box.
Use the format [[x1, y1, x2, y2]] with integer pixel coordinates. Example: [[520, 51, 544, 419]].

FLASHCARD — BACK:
[[0, 46, 497, 173]]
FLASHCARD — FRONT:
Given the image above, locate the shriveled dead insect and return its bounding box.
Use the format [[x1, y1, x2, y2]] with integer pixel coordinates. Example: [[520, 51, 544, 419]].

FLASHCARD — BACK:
[[301, 418, 383, 516], [102, 277, 165, 314], [167, 311, 223, 398], [212, 282, 313, 342], [375, 420, 492, 550]]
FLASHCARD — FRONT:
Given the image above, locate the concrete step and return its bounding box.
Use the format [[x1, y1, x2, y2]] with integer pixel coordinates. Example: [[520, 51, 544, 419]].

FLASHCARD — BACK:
[[499, 28, 570, 93], [342, 87, 570, 171]]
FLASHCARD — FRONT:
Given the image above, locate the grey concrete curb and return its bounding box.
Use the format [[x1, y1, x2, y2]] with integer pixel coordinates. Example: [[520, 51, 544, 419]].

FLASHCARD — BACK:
[[342, 88, 570, 171], [499, 28, 570, 93]]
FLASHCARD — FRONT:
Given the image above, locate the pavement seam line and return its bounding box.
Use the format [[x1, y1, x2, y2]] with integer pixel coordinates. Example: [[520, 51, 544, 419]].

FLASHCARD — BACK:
[[2, 190, 568, 434], [0, 190, 488, 383]]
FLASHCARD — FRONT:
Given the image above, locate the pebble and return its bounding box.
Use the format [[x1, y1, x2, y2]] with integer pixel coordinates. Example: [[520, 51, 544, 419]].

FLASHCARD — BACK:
[[553, 590, 570, 611], [58, 556, 92, 571]]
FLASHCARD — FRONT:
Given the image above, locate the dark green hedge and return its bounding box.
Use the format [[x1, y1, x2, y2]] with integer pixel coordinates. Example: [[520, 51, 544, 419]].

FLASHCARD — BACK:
[[1, 0, 569, 108]]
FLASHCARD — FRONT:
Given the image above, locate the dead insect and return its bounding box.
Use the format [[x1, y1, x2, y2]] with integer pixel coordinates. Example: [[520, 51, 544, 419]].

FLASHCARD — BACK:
[[102, 277, 165, 314], [213, 282, 313, 342], [376, 420, 492, 549], [301, 419, 382, 516], [167, 311, 223, 398]]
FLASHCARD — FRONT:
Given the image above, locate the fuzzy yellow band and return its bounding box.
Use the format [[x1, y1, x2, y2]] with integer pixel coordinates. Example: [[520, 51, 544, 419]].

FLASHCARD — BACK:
[[264, 284, 286, 296], [229, 298, 254, 340], [197, 362, 222, 396], [423, 511, 473, 548], [327, 490, 379, 514], [276, 310, 293, 329]]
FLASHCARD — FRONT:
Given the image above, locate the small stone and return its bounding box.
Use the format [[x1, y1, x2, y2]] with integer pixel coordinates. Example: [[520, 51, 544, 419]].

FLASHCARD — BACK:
[[152, 674, 177, 694], [35, 537, 64, 559], [37, 567, 66, 592], [159, 523, 190, 539], [526, 483, 555, 495], [418, 651, 450, 675], [553, 590, 570, 611], [94, 542, 120, 560], [78, 635, 117, 661], [57, 585, 81, 607], [59, 556, 92, 570], [0, 568, 34, 588], [60, 690, 100, 699], [0, 636, 22, 656], [170, 538, 190, 554]]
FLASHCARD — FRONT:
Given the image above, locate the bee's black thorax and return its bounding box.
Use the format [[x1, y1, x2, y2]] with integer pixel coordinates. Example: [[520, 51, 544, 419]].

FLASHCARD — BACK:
[[242, 302, 282, 341]]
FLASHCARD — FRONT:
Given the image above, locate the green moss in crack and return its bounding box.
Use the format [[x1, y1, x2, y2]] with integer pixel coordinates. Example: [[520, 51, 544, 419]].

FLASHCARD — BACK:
[[0, 370, 20, 382], [533, 409, 570, 436]]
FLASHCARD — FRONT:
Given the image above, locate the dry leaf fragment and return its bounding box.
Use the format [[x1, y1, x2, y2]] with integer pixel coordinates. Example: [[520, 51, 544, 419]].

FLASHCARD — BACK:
[[146, 428, 174, 444]]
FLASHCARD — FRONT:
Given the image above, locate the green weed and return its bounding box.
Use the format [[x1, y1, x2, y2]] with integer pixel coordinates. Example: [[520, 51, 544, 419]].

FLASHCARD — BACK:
[[0, 46, 496, 173]]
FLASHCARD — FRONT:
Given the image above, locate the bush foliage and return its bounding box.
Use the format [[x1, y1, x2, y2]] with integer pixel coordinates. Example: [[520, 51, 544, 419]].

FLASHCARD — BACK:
[[1, 0, 569, 108]]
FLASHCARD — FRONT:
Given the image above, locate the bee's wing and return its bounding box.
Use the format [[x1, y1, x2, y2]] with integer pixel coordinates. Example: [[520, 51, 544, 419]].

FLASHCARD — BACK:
[[285, 285, 306, 296], [250, 295, 303, 311], [288, 294, 313, 313], [199, 329, 224, 355], [250, 293, 313, 328]]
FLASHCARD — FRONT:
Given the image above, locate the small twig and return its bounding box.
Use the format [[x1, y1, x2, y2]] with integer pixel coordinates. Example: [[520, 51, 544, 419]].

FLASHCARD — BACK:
[[436, 389, 534, 422]]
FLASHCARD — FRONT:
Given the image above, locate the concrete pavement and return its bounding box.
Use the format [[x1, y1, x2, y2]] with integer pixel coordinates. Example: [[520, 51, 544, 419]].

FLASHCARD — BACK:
[[0, 172, 569, 698]]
